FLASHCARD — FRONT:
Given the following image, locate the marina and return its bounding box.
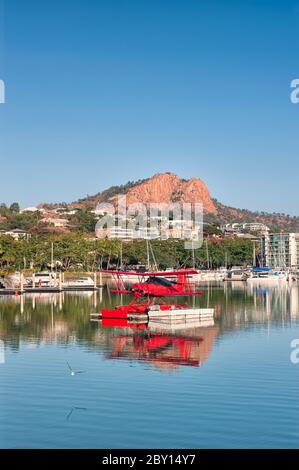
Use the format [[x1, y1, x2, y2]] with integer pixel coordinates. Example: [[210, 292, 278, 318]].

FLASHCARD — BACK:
[[1, 0, 298, 457], [0, 282, 298, 448], [0, 272, 102, 295]]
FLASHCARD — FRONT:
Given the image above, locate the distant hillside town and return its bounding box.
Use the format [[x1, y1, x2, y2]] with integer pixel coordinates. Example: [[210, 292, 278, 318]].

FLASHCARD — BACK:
[[1, 173, 299, 270]]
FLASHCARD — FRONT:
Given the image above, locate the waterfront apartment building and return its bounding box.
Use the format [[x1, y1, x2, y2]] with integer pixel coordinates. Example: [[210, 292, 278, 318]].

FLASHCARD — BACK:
[[95, 226, 160, 241], [95, 225, 201, 241], [262, 233, 299, 269], [223, 222, 269, 235]]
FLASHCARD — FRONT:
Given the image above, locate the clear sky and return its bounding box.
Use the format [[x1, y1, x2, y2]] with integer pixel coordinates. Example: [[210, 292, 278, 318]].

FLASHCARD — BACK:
[[0, 0, 299, 214]]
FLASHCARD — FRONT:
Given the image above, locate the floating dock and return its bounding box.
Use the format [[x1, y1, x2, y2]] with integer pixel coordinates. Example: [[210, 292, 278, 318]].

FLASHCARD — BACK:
[[147, 307, 214, 321], [0, 289, 24, 296], [148, 317, 215, 330], [91, 307, 215, 323], [0, 286, 102, 295], [62, 286, 102, 292], [24, 287, 62, 293], [0, 287, 105, 296]]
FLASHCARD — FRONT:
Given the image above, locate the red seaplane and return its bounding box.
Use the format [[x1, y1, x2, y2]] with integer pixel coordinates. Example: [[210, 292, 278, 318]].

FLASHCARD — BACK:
[[98, 269, 204, 319], [100, 268, 203, 298]]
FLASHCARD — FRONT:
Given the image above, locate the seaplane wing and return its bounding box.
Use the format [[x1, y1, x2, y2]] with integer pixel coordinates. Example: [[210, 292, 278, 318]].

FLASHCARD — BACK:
[[99, 269, 198, 277]]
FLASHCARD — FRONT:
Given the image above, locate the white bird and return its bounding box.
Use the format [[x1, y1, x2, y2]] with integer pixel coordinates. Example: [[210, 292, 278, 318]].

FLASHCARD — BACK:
[[67, 361, 86, 376]]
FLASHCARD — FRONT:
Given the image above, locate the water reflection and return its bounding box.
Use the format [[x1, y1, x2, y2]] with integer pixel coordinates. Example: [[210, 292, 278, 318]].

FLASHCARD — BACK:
[[0, 283, 298, 370], [100, 319, 218, 370], [66, 407, 87, 421]]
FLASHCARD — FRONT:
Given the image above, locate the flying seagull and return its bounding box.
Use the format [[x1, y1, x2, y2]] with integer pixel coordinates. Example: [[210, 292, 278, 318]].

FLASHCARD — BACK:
[[67, 361, 86, 376]]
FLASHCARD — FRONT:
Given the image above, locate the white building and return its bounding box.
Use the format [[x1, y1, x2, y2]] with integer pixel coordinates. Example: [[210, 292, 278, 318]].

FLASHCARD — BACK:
[[224, 222, 269, 234], [0, 229, 31, 240], [262, 233, 299, 269], [41, 217, 69, 228], [96, 226, 160, 241], [20, 206, 44, 213]]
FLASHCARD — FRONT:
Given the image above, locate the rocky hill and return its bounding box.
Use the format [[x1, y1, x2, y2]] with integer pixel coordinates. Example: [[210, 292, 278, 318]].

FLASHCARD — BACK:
[[109, 173, 217, 214], [45, 172, 299, 232]]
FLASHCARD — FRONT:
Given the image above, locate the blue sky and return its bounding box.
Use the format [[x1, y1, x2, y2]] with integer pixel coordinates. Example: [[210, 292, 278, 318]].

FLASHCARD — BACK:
[[0, 0, 299, 214]]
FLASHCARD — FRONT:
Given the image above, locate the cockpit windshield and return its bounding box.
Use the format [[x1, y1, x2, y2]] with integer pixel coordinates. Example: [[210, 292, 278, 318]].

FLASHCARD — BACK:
[[146, 276, 174, 287]]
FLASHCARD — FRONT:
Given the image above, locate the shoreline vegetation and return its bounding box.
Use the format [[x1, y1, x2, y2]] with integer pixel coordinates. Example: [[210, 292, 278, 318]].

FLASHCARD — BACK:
[[0, 232, 254, 276]]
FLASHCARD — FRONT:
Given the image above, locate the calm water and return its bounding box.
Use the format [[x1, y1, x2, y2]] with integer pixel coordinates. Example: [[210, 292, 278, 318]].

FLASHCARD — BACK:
[[0, 282, 299, 449]]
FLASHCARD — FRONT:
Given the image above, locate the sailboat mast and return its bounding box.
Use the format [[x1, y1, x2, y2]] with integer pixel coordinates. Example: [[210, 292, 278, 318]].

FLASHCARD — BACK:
[[192, 240, 195, 268], [51, 242, 54, 272], [120, 241, 123, 269], [206, 239, 210, 269], [146, 239, 150, 270]]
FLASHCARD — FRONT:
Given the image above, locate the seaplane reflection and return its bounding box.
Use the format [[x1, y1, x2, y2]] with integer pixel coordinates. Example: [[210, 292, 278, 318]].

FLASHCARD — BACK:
[[66, 406, 87, 421], [101, 318, 219, 370]]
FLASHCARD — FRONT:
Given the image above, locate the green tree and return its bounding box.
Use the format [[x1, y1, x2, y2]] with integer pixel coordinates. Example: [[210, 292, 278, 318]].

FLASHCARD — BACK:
[[70, 207, 97, 232], [9, 202, 20, 213]]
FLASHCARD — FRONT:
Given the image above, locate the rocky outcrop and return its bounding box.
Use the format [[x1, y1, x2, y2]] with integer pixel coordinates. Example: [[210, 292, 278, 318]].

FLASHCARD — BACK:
[[109, 173, 217, 214]]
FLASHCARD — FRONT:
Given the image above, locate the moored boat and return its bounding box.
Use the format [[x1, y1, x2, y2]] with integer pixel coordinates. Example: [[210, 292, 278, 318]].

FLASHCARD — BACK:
[[62, 276, 96, 290], [247, 267, 289, 283], [224, 267, 249, 281]]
